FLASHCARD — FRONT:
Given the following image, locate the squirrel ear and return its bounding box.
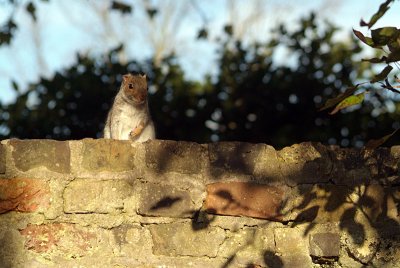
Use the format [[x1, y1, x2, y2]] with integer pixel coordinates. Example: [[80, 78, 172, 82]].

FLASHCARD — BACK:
[[141, 73, 147, 79], [122, 74, 130, 82]]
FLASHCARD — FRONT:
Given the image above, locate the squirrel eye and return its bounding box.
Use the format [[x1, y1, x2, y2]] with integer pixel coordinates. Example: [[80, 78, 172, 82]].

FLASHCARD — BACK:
[[128, 83, 134, 89]]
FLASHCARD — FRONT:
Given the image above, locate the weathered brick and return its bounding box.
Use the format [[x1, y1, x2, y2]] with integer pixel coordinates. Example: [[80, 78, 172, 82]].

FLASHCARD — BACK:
[[328, 147, 374, 185], [284, 185, 354, 223], [285, 184, 400, 224], [145, 140, 207, 174], [208, 142, 282, 182], [0, 229, 26, 267], [10, 139, 70, 173], [364, 184, 399, 222], [328, 146, 399, 185], [274, 228, 309, 254], [64, 179, 135, 213], [278, 142, 332, 185], [19, 223, 99, 257], [0, 178, 50, 213], [149, 222, 226, 257], [263, 251, 284, 268], [341, 223, 380, 265], [376, 147, 400, 185], [80, 139, 136, 172], [209, 142, 260, 176], [55, 256, 228, 268], [0, 144, 5, 174], [341, 214, 400, 266], [280, 254, 313, 268], [111, 225, 153, 257], [371, 236, 400, 268], [274, 228, 313, 268], [204, 181, 285, 220], [138, 182, 201, 218], [219, 227, 275, 266], [219, 227, 275, 258], [309, 232, 340, 258]]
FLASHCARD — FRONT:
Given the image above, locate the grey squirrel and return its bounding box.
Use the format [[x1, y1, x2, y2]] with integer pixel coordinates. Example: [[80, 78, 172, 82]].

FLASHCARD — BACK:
[[103, 73, 155, 141]]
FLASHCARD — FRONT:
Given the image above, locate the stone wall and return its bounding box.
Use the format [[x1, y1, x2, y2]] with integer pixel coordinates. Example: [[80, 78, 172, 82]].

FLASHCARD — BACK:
[[0, 139, 399, 268]]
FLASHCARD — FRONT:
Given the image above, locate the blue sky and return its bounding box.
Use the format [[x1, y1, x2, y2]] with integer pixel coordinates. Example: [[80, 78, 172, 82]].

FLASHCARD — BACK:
[[0, 0, 399, 105]]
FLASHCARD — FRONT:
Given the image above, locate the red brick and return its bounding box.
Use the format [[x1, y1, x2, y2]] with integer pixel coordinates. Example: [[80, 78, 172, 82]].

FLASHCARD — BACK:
[[205, 182, 284, 220], [20, 223, 97, 255], [0, 178, 50, 213]]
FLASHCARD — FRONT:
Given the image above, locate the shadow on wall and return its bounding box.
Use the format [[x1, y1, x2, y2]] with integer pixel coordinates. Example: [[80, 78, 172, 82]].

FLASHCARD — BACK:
[[147, 140, 400, 267]]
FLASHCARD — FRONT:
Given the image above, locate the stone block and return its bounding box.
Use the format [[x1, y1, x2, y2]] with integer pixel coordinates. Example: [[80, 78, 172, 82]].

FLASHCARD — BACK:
[[19, 223, 103, 257], [138, 182, 201, 218], [80, 139, 136, 172], [254, 144, 283, 181], [10, 139, 70, 173], [149, 222, 226, 257], [274, 228, 309, 255], [110, 225, 153, 257], [284, 184, 354, 223], [278, 142, 332, 185], [0, 144, 5, 174], [0, 178, 50, 213], [329, 147, 375, 185], [205, 181, 285, 220], [354, 185, 400, 223], [285, 184, 400, 224], [371, 235, 400, 267], [209, 142, 258, 175], [376, 147, 400, 185], [328, 146, 400, 185], [208, 142, 282, 181], [262, 251, 285, 268], [0, 228, 27, 267], [219, 227, 275, 266], [145, 140, 207, 174], [63, 179, 135, 213], [219, 227, 275, 257], [280, 254, 313, 268], [309, 232, 340, 258], [274, 227, 313, 267]]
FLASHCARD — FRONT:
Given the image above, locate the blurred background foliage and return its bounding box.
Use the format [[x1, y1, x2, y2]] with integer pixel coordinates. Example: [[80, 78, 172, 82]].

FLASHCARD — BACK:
[[0, 0, 399, 148]]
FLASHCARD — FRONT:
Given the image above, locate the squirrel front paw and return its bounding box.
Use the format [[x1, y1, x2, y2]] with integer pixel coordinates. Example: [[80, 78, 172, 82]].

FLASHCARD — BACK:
[[129, 127, 141, 140]]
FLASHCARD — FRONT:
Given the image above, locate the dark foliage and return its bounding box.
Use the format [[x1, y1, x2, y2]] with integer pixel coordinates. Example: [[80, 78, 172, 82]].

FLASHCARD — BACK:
[[0, 15, 399, 148]]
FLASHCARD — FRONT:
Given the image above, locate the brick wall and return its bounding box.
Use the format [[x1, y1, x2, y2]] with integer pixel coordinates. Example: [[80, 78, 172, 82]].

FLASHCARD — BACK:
[[0, 139, 399, 267]]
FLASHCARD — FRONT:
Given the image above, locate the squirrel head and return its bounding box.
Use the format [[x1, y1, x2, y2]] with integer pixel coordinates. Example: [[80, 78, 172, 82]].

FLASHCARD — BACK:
[[121, 73, 148, 105]]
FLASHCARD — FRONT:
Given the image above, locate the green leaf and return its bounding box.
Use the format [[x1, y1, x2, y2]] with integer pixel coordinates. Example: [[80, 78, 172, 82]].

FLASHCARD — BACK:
[[371, 65, 393, 83], [224, 25, 233, 36], [365, 128, 398, 150], [329, 92, 367, 115], [388, 37, 400, 52], [353, 29, 380, 48], [360, 0, 394, 29], [371, 27, 399, 46], [197, 28, 208, 40], [146, 8, 158, 19], [386, 50, 400, 63], [26, 2, 36, 21], [11, 80, 19, 92], [110, 1, 132, 14], [0, 19, 17, 46], [319, 83, 365, 112]]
